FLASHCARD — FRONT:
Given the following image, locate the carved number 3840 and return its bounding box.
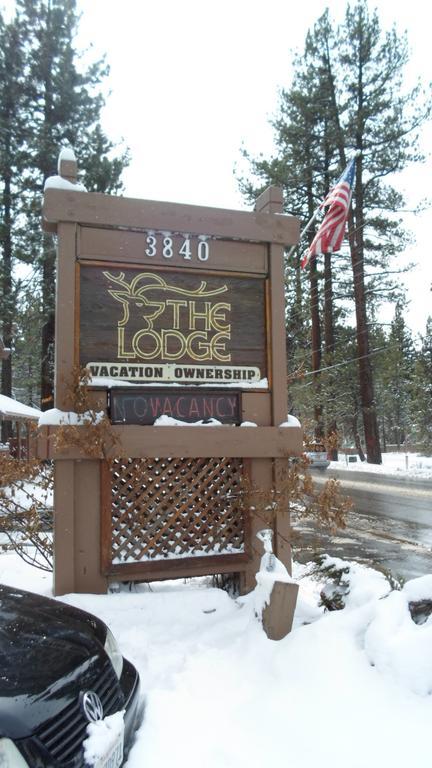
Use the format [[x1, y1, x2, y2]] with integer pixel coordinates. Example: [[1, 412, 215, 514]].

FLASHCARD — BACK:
[[145, 235, 209, 261]]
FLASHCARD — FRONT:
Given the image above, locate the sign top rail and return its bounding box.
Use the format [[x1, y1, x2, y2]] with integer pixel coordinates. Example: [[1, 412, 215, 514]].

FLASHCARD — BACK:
[[42, 188, 299, 246]]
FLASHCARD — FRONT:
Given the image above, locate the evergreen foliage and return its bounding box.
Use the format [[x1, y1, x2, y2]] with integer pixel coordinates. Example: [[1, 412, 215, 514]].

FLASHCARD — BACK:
[[379, 304, 415, 449], [412, 317, 432, 455], [239, 1, 430, 461], [0, 0, 129, 410]]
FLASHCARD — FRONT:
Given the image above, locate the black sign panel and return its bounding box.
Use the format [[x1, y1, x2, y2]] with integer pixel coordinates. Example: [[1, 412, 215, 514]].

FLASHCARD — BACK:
[[79, 264, 267, 384], [109, 388, 241, 425]]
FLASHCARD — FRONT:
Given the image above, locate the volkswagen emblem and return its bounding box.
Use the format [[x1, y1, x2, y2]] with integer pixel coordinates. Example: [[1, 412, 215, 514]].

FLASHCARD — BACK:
[[81, 691, 104, 723]]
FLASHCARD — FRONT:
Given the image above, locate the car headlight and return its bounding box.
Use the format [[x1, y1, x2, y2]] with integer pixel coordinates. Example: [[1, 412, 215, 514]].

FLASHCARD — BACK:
[[104, 627, 123, 679], [0, 739, 29, 767]]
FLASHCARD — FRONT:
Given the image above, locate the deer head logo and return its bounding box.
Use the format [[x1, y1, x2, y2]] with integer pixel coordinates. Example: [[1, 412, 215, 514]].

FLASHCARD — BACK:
[[104, 271, 228, 329]]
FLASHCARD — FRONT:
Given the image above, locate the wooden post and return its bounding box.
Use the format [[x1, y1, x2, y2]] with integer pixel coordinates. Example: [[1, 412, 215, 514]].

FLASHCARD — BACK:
[[256, 529, 299, 640], [58, 151, 77, 183], [262, 581, 299, 640], [255, 187, 294, 574]]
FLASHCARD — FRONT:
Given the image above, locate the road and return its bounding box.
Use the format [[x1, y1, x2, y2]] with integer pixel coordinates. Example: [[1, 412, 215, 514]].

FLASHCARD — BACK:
[[293, 468, 432, 581]]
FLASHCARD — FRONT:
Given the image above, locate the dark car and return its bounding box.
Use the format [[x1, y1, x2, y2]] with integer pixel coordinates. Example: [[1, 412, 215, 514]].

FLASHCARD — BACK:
[[0, 584, 143, 767]]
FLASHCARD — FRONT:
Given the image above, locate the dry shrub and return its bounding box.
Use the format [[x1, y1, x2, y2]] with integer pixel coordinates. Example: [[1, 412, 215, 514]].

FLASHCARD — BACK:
[[238, 454, 352, 557], [0, 367, 119, 572], [0, 454, 53, 571], [51, 366, 121, 459]]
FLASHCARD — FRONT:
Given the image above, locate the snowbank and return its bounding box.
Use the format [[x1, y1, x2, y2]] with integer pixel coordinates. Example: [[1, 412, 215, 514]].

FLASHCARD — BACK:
[[38, 408, 105, 426], [331, 451, 432, 479], [2, 550, 432, 768]]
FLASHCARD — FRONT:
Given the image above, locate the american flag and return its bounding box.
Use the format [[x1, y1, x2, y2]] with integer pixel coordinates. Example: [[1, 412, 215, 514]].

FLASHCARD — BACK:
[[301, 157, 356, 269]]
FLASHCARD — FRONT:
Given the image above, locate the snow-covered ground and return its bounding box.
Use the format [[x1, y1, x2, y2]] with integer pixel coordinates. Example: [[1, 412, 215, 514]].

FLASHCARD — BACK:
[[1, 550, 431, 767], [331, 451, 432, 479]]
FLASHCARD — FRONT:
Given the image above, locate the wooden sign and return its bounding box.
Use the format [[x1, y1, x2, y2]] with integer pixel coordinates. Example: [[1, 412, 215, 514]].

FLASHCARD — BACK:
[[109, 388, 241, 425], [79, 264, 267, 385]]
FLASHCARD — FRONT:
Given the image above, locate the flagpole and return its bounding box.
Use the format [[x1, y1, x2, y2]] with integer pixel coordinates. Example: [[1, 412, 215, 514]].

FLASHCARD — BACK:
[[286, 150, 361, 261], [286, 206, 322, 261]]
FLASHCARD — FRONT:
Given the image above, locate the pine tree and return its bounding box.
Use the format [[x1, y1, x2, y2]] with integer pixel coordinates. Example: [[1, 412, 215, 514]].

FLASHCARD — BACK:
[[412, 317, 432, 455], [239, 2, 430, 463], [12, 283, 43, 407], [15, 0, 129, 409], [378, 304, 415, 449], [0, 10, 29, 438]]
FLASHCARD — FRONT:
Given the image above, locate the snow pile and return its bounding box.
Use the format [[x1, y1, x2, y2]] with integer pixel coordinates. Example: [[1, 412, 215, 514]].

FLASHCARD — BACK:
[[331, 451, 432, 479], [44, 175, 87, 192], [153, 415, 222, 427], [2, 550, 432, 768], [38, 408, 105, 426], [83, 711, 125, 767], [279, 414, 301, 427], [248, 528, 297, 619], [317, 554, 392, 610], [87, 376, 270, 390], [252, 551, 296, 618], [365, 575, 432, 696]]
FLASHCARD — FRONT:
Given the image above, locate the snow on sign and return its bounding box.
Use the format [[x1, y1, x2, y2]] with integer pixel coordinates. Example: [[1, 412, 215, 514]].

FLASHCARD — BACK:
[[79, 264, 266, 385]]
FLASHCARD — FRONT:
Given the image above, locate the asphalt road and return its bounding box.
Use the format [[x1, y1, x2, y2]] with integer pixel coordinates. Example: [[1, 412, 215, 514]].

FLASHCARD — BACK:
[[293, 468, 432, 581]]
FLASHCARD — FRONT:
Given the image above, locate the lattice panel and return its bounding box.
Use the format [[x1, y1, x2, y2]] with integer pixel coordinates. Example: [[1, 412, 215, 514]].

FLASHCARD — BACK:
[[109, 457, 245, 564]]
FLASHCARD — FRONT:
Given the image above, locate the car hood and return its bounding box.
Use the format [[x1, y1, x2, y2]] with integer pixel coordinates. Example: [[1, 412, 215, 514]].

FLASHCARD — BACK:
[[0, 584, 108, 739]]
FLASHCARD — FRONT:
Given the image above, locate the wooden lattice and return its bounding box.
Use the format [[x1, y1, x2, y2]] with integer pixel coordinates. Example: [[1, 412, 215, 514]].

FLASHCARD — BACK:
[[107, 457, 245, 565]]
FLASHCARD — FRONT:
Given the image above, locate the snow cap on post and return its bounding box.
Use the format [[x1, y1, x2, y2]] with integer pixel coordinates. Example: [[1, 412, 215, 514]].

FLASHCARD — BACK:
[[57, 146, 77, 183]]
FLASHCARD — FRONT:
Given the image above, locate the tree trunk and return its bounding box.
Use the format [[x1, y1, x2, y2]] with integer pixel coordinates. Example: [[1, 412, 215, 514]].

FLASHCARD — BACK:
[[348, 153, 381, 464], [323, 38, 381, 464], [310, 256, 323, 438], [1, 173, 13, 442], [324, 252, 338, 459]]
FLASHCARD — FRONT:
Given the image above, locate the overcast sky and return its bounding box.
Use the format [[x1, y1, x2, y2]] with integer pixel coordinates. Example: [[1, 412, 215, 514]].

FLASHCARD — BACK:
[[6, 0, 432, 335]]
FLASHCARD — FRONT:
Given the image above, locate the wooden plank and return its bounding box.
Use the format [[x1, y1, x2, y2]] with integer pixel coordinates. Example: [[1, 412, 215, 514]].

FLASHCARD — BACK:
[[55, 222, 77, 411], [269, 242, 288, 425], [256, 190, 289, 426], [49, 424, 303, 459], [78, 228, 269, 274], [241, 392, 271, 425], [74, 460, 107, 593], [100, 460, 113, 576], [104, 552, 249, 580], [53, 460, 75, 595], [43, 189, 300, 246]]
